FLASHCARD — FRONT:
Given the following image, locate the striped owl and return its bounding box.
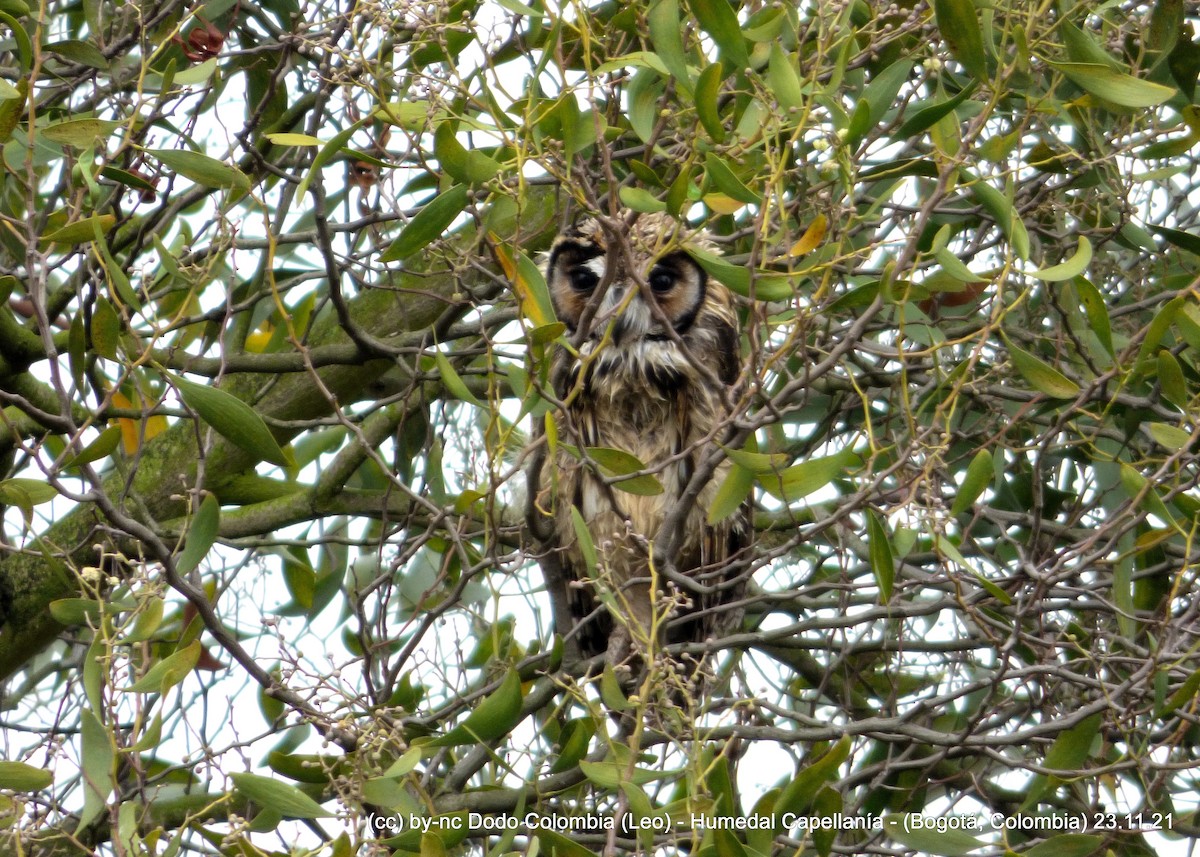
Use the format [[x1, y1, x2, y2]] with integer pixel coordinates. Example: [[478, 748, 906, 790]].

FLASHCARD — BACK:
[[533, 211, 749, 676]]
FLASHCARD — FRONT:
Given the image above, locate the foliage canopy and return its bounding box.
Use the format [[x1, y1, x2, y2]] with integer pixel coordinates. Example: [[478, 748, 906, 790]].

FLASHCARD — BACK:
[[3, 0, 1200, 855]]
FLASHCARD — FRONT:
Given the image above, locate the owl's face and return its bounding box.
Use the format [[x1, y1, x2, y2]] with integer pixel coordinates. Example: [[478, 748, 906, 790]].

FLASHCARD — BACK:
[[548, 245, 708, 343], [545, 212, 739, 389]]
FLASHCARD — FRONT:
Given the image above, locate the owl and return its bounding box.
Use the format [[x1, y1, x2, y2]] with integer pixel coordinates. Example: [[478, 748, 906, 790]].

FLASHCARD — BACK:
[[532, 211, 749, 678]]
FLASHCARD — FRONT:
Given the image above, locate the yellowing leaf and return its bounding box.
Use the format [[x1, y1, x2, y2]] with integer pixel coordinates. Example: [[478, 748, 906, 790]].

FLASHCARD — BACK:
[[789, 214, 827, 256], [111, 391, 167, 455], [264, 132, 321, 146]]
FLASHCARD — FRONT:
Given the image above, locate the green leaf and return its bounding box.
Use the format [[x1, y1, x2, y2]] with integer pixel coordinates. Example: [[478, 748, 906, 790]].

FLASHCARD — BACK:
[[1022, 835, 1105, 857], [42, 214, 115, 246], [549, 718, 595, 774], [950, 449, 993, 516], [1006, 340, 1080, 399], [694, 61, 727, 142], [177, 493, 220, 575], [647, 0, 692, 92], [707, 463, 754, 525], [861, 59, 914, 133], [688, 249, 795, 301], [1025, 236, 1092, 281], [569, 506, 598, 573], [0, 761, 53, 791], [761, 449, 859, 503], [775, 736, 851, 821], [934, 246, 979, 282], [125, 640, 202, 693], [63, 426, 122, 469], [380, 184, 470, 262], [968, 177, 1030, 260], [433, 123, 502, 185], [231, 772, 333, 819], [1074, 276, 1113, 356], [48, 597, 102, 625], [689, 0, 749, 70], [704, 153, 760, 204], [174, 376, 291, 467], [428, 668, 524, 746], [579, 759, 672, 788], [884, 815, 984, 856], [580, 446, 664, 496], [148, 148, 250, 190], [1157, 350, 1188, 408], [1157, 667, 1200, 717], [295, 120, 363, 199], [768, 44, 805, 112], [1051, 61, 1177, 107], [618, 186, 666, 214], [42, 118, 121, 148], [1147, 422, 1191, 450], [1150, 223, 1200, 254], [866, 510, 894, 602], [1020, 712, 1102, 809], [43, 38, 106, 69], [600, 663, 633, 711], [897, 83, 978, 138], [933, 0, 987, 79], [79, 709, 114, 828], [434, 350, 484, 407]]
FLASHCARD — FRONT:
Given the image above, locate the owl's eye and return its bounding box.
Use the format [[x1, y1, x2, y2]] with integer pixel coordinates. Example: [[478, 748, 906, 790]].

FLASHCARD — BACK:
[[649, 268, 676, 293], [569, 267, 599, 292]]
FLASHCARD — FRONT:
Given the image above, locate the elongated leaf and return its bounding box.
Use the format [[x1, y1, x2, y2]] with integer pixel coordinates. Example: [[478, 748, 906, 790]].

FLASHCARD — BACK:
[[42, 214, 115, 246], [148, 148, 249, 190], [897, 83, 978, 138], [690, 0, 749, 70], [775, 736, 851, 821], [428, 668, 524, 746], [1051, 61, 1176, 107], [569, 506, 598, 573], [884, 815, 984, 856], [434, 123, 502, 185], [1074, 276, 1113, 356], [43, 118, 121, 148], [648, 0, 692, 92], [1157, 349, 1188, 408], [583, 446, 664, 495], [933, 0, 987, 79], [704, 153, 760, 204], [866, 510, 894, 602], [969, 178, 1030, 260], [708, 462, 754, 525], [0, 761, 52, 791], [618, 186, 666, 213], [1006, 341, 1080, 399], [1020, 712, 1102, 809], [174, 376, 291, 467], [1022, 835, 1105, 857], [1025, 236, 1092, 281], [1158, 667, 1200, 717], [434, 350, 484, 407], [694, 62, 727, 142], [380, 184, 469, 262], [950, 449, 993, 516], [126, 640, 201, 693], [231, 772, 334, 819], [768, 45, 805, 111], [689, 249, 795, 301], [177, 493, 220, 575], [761, 449, 859, 503]]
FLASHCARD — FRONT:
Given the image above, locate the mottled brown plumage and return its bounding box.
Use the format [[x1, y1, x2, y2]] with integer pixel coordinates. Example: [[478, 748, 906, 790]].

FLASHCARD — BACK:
[[535, 212, 749, 674]]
